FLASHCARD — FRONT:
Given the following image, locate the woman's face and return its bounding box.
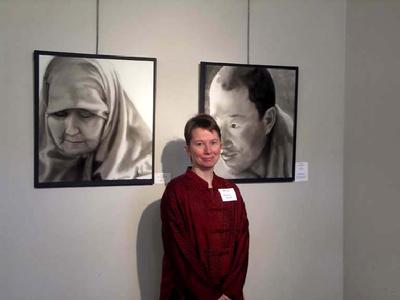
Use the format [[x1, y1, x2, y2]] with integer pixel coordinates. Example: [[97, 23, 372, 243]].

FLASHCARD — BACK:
[[185, 128, 221, 171], [47, 109, 105, 157], [47, 76, 106, 157]]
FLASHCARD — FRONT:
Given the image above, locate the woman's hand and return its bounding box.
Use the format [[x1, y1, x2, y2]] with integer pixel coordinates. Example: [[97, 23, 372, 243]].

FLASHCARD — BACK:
[[217, 294, 231, 300]]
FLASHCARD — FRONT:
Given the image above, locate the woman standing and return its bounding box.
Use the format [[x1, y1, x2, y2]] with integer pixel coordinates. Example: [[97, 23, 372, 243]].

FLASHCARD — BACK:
[[160, 114, 249, 300]]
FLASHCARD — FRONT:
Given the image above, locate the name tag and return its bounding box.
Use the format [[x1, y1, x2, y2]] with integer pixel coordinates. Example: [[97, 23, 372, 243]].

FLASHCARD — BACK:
[[218, 188, 237, 202]]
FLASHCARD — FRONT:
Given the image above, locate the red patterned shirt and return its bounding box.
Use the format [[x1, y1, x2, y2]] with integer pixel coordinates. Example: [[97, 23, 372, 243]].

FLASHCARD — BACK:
[[160, 168, 249, 300]]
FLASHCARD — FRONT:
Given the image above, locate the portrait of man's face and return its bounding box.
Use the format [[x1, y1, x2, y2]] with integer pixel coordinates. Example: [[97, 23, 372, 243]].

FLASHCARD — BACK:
[[209, 81, 268, 174], [201, 62, 298, 182]]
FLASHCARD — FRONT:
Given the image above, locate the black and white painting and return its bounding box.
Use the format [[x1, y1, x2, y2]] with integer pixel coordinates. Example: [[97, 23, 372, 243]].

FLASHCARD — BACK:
[[34, 50, 156, 188], [199, 62, 298, 183]]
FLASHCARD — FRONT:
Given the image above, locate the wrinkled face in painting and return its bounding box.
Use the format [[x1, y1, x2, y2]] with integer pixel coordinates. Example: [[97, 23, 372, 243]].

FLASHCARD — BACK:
[[185, 128, 221, 171], [209, 80, 275, 174], [46, 65, 107, 157]]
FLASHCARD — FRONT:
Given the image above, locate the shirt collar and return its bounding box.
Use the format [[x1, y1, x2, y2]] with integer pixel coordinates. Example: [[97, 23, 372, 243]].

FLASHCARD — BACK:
[[185, 167, 223, 190]]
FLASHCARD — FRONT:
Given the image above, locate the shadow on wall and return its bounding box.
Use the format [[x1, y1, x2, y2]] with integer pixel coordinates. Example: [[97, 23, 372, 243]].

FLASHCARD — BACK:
[[136, 139, 189, 299], [161, 139, 190, 179], [137, 199, 162, 300]]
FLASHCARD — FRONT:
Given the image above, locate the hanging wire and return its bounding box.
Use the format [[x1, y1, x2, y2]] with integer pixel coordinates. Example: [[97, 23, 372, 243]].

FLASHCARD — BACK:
[[247, 0, 250, 64], [96, 0, 100, 54]]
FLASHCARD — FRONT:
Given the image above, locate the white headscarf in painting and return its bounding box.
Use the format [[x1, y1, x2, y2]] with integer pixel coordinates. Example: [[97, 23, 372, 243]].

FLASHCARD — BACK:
[[39, 57, 152, 182]]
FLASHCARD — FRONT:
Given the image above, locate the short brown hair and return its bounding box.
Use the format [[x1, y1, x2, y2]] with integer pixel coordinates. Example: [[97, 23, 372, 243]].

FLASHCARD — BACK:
[[184, 114, 221, 145]]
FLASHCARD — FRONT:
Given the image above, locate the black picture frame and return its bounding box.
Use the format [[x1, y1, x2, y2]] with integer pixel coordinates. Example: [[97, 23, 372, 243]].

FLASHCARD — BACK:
[[199, 61, 298, 183], [34, 50, 156, 188]]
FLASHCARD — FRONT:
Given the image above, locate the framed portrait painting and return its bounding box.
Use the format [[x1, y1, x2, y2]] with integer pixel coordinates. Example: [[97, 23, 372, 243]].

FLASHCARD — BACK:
[[199, 61, 298, 183], [34, 50, 156, 188]]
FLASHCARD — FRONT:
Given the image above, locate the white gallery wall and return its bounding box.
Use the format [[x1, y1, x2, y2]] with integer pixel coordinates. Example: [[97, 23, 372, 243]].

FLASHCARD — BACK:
[[344, 1, 400, 300], [0, 1, 345, 300]]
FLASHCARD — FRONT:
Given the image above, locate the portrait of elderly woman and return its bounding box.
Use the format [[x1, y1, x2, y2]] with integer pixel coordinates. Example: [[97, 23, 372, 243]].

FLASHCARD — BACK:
[[34, 51, 156, 187], [200, 62, 298, 183]]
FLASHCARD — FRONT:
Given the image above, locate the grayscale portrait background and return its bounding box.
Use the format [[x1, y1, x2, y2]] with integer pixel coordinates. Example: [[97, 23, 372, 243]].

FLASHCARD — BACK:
[[35, 51, 156, 188], [200, 62, 298, 183]]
